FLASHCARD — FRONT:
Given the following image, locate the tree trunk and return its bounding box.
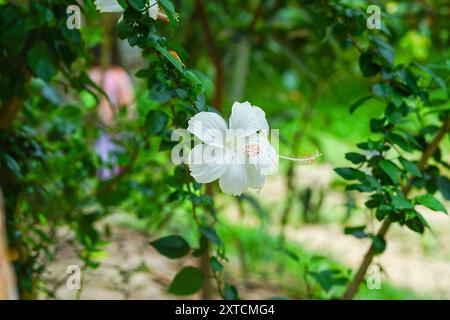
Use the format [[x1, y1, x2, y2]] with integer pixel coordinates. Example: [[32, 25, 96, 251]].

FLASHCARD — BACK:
[[0, 96, 22, 130], [194, 0, 224, 111], [0, 187, 17, 299], [199, 242, 213, 300]]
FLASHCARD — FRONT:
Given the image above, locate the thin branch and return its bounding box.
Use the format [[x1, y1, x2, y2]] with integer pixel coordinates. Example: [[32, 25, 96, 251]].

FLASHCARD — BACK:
[[343, 115, 450, 300]]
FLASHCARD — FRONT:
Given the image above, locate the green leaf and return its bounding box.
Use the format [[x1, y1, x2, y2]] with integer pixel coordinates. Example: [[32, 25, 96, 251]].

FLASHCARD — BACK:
[[346, 183, 371, 193], [357, 139, 387, 152], [123, 6, 143, 22], [371, 235, 386, 254], [392, 194, 414, 210], [365, 198, 380, 208], [223, 284, 239, 300], [117, 0, 128, 9], [415, 194, 448, 214], [117, 19, 133, 40], [349, 96, 373, 114], [376, 204, 393, 221], [412, 62, 446, 92], [195, 95, 206, 111], [150, 235, 190, 259], [359, 52, 380, 77], [28, 2, 54, 29], [370, 118, 386, 132], [145, 110, 169, 135], [366, 175, 382, 193], [128, 0, 146, 10], [406, 219, 424, 233], [344, 225, 367, 238], [372, 83, 393, 98], [27, 42, 57, 81], [437, 176, 450, 200], [149, 83, 173, 103], [168, 267, 204, 295], [308, 271, 333, 292], [155, 44, 184, 73], [416, 212, 432, 232], [135, 68, 148, 78], [192, 236, 208, 257], [97, 182, 129, 206], [379, 160, 401, 184], [334, 168, 366, 181], [209, 257, 223, 272], [308, 269, 348, 292], [399, 157, 421, 177], [280, 248, 300, 262], [199, 226, 222, 246], [184, 70, 203, 87], [402, 69, 419, 93], [386, 133, 411, 152], [2, 154, 23, 179], [158, 0, 178, 26], [391, 93, 404, 108], [159, 139, 177, 151], [373, 37, 394, 65]]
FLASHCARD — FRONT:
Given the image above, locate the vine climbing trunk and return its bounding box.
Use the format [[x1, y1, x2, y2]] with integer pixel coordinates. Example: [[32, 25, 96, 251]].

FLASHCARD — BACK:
[[200, 183, 215, 299], [343, 116, 450, 300]]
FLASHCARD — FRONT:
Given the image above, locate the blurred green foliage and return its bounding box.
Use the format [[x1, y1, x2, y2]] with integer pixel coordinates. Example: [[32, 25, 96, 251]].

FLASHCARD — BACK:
[[0, 0, 448, 299]]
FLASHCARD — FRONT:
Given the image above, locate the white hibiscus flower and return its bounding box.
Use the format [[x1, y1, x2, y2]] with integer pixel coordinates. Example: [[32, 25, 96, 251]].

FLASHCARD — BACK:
[[187, 101, 320, 196], [94, 0, 167, 21]]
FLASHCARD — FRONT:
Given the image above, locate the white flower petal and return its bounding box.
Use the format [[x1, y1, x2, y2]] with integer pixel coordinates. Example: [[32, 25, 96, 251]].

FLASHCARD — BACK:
[[148, 0, 159, 20], [254, 106, 269, 137], [247, 134, 278, 175], [188, 144, 231, 183], [187, 112, 228, 148], [246, 164, 266, 190], [229, 101, 269, 137], [94, 0, 124, 13], [219, 163, 249, 196]]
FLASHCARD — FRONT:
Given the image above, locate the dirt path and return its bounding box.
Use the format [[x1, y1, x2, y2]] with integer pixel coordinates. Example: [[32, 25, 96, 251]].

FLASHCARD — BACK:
[[286, 218, 450, 299], [43, 165, 449, 299], [257, 165, 450, 299], [44, 227, 284, 300]]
